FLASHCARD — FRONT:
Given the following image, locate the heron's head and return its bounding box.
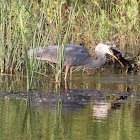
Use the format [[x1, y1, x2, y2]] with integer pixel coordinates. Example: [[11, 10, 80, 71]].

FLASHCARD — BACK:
[[95, 42, 124, 66]]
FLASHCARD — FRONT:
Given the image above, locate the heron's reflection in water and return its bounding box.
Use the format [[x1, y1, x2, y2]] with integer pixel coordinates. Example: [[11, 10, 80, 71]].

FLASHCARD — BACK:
[[93, 101, 111, 119], [93, 95, 127, 120], [0, 89, 128, 120]]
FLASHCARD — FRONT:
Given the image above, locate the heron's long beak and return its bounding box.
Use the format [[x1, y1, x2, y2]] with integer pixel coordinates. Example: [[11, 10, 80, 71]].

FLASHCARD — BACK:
[[112, 54, 124, 66], [109, 47, 125, 67]]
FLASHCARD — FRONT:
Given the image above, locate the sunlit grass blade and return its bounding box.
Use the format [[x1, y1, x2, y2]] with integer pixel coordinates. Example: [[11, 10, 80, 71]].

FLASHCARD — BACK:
[[55, 0, 78, 83], [20, 9, 30, 91], [0, 1, 5, 73]]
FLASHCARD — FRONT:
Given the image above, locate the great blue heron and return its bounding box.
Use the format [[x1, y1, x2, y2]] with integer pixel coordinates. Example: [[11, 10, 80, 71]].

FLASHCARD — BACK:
[[28, 42, 124, 81]]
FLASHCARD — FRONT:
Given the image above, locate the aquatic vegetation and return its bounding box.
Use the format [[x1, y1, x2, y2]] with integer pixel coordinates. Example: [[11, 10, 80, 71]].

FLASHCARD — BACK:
[[0, 0, 139, 91]]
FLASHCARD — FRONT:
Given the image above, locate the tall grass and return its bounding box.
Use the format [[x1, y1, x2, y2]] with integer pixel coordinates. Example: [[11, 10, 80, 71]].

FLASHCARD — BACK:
[[0, 0, 139, 91], [55, 0, 77, 83]]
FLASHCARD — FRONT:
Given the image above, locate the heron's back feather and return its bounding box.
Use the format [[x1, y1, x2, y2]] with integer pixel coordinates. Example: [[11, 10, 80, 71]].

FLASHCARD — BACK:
[[28, 44, 91, 66]]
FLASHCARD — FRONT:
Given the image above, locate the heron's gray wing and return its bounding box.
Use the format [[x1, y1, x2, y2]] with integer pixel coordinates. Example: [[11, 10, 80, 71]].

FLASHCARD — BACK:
[[36, 46, 58, 63], [64, 45, 91, 66], [28, 46, 58, 63], [27, 48, 44, 58], [28, 44, 91, 66]]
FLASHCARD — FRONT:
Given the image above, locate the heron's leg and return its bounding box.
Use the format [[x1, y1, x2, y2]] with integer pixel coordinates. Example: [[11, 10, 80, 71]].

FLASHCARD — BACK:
[[65, 65, 71, 81], [65, 80, 69, 92]]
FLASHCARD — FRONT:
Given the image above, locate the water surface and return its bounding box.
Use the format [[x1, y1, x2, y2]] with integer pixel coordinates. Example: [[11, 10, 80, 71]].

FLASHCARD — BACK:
[[0, 69, 140, 140]]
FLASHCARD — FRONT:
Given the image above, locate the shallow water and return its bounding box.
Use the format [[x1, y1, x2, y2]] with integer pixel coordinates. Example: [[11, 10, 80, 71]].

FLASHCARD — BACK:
[[0, 68, 139, 93], [0, 69, 140, 140]]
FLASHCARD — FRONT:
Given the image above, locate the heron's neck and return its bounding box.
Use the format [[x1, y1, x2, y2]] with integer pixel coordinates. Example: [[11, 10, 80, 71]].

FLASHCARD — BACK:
[[94, 55, 106, 68], [82, 55, 106, 68]]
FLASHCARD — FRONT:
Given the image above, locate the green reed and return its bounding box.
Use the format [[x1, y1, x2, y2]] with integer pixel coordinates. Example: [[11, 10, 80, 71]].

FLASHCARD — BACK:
[[55, 0, 77, 83], [20, 10, 30, 91], [0, 1, 4, 73]]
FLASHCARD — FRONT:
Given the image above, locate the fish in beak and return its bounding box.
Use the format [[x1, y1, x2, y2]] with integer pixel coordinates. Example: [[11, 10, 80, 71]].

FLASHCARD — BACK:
[[109, 45, 125, 67]]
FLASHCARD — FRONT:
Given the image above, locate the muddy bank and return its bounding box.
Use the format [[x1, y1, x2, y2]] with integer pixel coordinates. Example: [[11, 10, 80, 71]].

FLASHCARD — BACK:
[[0, 89, 138, 112]]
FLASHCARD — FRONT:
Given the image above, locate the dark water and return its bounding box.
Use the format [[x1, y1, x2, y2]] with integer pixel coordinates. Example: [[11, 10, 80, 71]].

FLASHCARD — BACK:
[[0, 69, 140, 140]]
